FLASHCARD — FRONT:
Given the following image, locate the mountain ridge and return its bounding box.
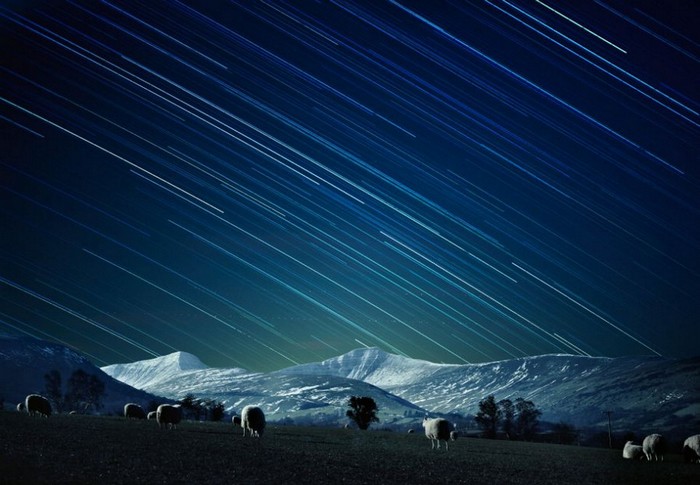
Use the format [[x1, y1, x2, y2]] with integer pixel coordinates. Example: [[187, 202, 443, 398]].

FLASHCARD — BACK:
[[99, 345, 700, 440], [101, 350, 213, 391], [276, 347, 455, 387], [3, 336, 697, 441]]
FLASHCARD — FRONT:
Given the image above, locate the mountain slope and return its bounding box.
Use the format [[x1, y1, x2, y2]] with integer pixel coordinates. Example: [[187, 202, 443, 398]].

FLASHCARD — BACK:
[[0, 336, 166, 414]]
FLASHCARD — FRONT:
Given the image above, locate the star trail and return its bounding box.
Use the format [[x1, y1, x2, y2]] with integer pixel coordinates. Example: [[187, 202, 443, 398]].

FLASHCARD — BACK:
[[1, 1, 698, 371]]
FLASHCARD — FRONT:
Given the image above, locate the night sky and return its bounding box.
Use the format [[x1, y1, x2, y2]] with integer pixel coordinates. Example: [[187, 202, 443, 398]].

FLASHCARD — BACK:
[[1, 1, 698, 372]]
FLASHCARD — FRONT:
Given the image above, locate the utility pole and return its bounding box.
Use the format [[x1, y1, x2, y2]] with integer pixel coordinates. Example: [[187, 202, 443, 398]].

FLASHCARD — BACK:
[[603, 411, 613, 448]]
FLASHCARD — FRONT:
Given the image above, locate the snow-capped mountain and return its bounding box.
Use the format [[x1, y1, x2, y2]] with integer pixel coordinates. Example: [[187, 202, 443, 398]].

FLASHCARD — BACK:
[[101, 351, 212, 391], [279, 347, 455, 387], [0, 335, 165, 413], [4, 334, 696, 440], [102, 347, 700, 439], [281, 349, 700, 436], [102, 350, 425, 428]]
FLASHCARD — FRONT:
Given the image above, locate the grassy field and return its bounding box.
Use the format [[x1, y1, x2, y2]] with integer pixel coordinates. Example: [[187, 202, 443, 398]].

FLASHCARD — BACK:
[[1, 412, 698, 484]]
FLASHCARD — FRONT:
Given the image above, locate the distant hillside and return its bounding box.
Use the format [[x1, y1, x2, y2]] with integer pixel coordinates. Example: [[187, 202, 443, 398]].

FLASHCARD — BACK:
[[0, 336, 166, 414]]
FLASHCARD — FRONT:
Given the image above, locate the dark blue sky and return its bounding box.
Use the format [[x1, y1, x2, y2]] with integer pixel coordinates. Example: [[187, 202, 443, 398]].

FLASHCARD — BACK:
[[1, 1, 698, 371]]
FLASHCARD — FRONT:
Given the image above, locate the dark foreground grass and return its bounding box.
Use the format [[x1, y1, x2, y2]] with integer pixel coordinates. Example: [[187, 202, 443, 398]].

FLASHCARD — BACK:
[[1, 412, 698, 484]]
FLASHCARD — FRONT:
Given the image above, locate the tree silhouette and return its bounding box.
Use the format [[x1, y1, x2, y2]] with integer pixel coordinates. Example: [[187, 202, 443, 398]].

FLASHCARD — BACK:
[[179, 393, 202, 420], [207, 400, 225, 422], [44, 369, 63, 413], [474, 395, 501, 439], [346, 396, 379, 430], [180, 393, 197, 409], [498, 398, 514, 439], [514, 398, 541, 441], [552, 421, 578, 445], [193, 398, 225, 422], [64, 369, 105, 413]]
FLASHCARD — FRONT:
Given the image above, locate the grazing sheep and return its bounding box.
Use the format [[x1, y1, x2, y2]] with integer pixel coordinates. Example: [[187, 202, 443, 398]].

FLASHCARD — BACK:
[[16, 402, 25, 412], [407, 428, 415, 434], [232, 416, 241, 427], [642, 434, 667, 462], [147, 411, 156, 420], [450, 430, 459, 442], [156, 404, 182, 430], [25, 394, 51, 417], [622, 441, 645, 460], [241, 405, 266, 438], [422, 416, 451, 450], [124, 403, 146, 420], [683, 434, 700, 463]]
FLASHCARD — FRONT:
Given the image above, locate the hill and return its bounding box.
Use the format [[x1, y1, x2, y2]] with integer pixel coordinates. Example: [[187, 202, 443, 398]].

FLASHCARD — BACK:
[[0, 335, 165, 414]]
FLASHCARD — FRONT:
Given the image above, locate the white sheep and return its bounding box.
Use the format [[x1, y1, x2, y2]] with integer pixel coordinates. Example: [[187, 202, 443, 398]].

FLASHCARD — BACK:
[[422, 416, 451, 450], [25, 394, 51, 417], [241, 405, 266, 438], [642, 433, 667, 462], [147, 411, 157, 420], [124, 403, 146, 420], [232, 415, 241, 427], [683, 434, 700, 463], [622, 441, 645, 460], [156, 404, 182, 430]]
